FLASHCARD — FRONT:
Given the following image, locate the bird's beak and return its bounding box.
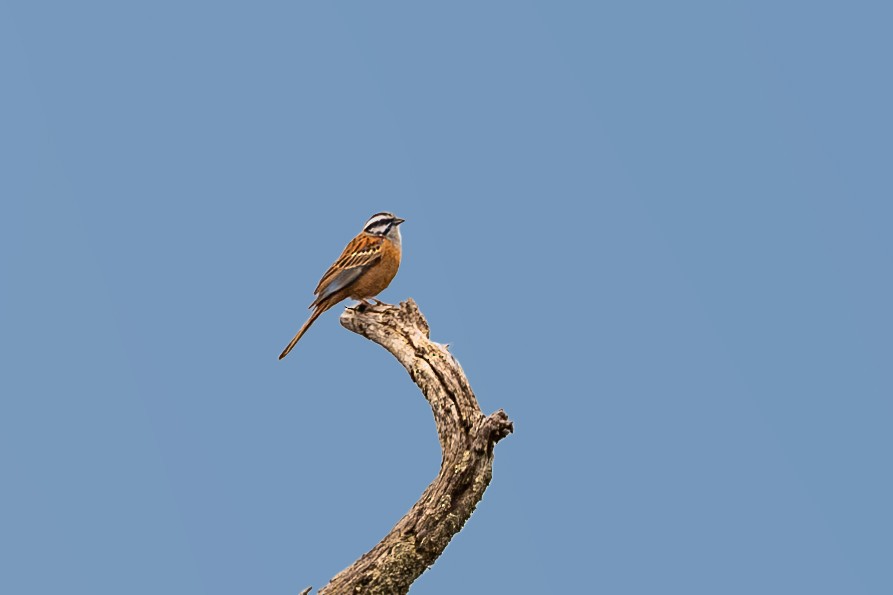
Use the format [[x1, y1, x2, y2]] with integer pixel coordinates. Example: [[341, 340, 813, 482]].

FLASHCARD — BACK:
[[395, 217, 406, 225]]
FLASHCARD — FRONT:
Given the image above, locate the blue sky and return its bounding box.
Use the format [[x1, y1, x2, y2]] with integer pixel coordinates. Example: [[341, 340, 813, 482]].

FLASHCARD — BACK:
[[2, 2, 891, 594]]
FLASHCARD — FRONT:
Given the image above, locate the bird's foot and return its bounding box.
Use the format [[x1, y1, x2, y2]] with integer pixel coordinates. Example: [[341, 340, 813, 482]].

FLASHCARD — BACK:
[[352, 299, 374, 313]]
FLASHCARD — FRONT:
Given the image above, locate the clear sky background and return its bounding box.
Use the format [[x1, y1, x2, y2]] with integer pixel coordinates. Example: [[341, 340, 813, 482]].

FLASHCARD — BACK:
[[2, 2, 891, 594]]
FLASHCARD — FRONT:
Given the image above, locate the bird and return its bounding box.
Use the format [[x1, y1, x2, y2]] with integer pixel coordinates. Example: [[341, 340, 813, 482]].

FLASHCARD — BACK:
[[278, 212, 405, 360]]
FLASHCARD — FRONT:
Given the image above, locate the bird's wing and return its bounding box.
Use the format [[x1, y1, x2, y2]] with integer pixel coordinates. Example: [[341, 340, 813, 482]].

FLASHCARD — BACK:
[[311, 234, 383, 306]]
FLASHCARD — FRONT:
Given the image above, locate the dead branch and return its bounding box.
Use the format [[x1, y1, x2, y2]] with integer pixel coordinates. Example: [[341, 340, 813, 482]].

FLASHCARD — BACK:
[[310, 299, 512, 595]]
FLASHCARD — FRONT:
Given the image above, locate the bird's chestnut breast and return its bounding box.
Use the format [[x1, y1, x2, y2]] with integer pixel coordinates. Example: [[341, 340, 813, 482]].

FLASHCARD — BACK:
[[349, 239, 401, 299]]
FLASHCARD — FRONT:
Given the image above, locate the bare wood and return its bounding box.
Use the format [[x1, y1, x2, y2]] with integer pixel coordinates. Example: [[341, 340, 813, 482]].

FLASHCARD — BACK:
[[313, 299, 513, 595]]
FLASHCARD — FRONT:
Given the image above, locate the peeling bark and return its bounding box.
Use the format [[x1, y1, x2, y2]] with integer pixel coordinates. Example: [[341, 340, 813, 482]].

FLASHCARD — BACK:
[[308, 299, 512, 595]]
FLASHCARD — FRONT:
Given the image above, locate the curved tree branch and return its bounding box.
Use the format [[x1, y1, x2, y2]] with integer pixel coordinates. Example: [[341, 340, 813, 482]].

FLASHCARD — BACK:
[[312, 299, 513, 595]]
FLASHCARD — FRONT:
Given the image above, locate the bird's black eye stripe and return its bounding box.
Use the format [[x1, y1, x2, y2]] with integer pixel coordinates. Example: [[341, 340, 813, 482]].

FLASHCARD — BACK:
[[364, 219, 394, 234]]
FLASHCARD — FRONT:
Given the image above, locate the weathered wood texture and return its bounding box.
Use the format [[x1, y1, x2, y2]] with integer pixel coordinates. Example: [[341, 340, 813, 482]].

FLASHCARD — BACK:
[[313, 299, 513, 595]]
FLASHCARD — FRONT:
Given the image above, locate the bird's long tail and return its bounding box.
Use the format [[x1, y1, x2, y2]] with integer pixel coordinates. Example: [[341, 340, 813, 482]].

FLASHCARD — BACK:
[[278, 308, 324, 360]]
